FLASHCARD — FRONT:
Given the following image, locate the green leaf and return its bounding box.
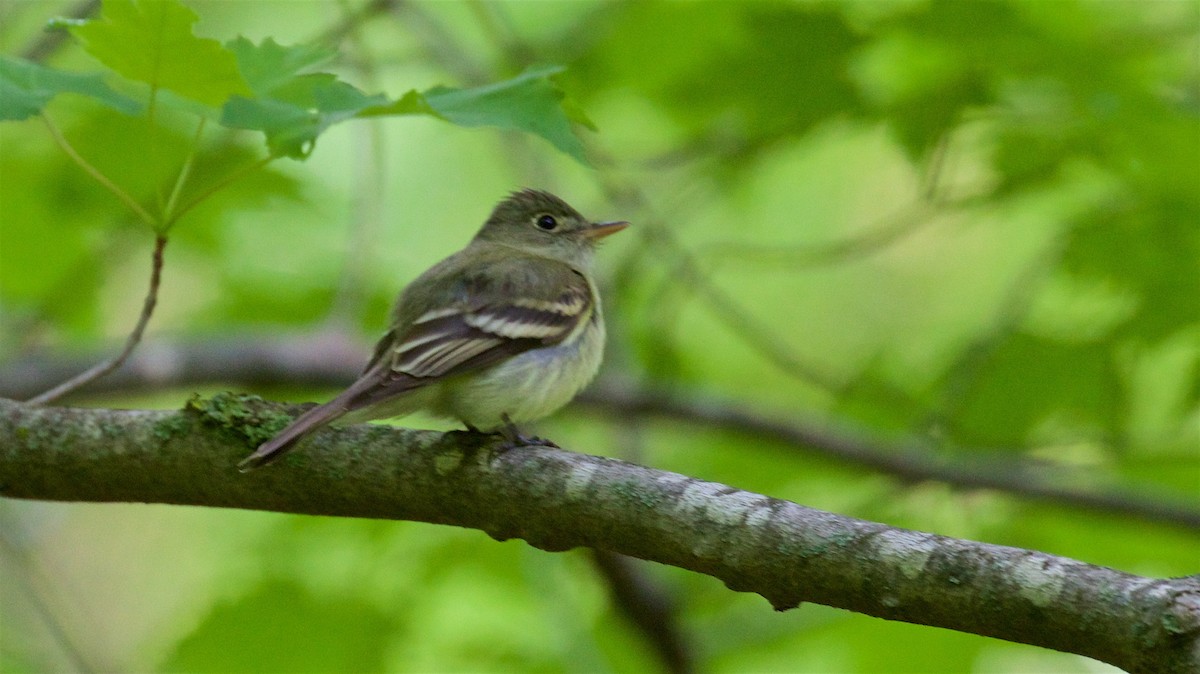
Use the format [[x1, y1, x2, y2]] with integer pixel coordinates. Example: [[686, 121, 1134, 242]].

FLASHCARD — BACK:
[[570, 4, 865, 168], [1060, 203, 1200, 341], [381, 88, 438, 117], [221, 76, 386, 159], [0, 55, 141, 120], [946, 332, 1123, 447], [225, 37, 336, 94], [834, 363, 936, 435], [163, 581, 395, 673], [365, 65, 592, 164], [220, 37, 385, 159], [69, 0, 251, 106]]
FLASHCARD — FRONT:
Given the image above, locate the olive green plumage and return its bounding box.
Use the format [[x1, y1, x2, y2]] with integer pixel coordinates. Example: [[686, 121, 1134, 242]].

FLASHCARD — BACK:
[[239, 190, 627, 470]]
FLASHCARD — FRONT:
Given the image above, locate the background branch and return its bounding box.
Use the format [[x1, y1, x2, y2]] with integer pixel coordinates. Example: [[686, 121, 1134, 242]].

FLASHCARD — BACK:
[[579, 385, 1200, 532], [0, 515, 100, 673], [589, 550, 693, 674], [0, 398, 1195, 674], [3, 334, 1195, 532], [19, 0, 100, 63]]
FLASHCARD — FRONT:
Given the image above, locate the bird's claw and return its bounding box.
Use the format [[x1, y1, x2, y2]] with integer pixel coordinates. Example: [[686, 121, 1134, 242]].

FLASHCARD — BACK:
[[471, 415, 561, 451]]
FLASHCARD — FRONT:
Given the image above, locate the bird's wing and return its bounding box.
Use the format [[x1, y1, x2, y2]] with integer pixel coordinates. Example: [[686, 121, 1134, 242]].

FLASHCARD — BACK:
[[344, 259, 594, 411], [238, 254, 593, 471]]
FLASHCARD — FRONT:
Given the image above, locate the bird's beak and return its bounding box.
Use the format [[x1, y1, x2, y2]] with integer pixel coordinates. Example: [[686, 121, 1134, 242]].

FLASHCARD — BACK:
[[584, 220, 630, 240]]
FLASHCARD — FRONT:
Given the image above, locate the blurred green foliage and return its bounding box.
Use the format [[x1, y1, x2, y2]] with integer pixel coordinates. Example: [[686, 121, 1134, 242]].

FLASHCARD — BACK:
[[1, 0, 1197, 672]]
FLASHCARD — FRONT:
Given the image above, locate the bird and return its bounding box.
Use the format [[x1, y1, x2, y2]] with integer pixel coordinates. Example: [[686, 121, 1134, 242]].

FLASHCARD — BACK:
[[238, 189, 628, 470]]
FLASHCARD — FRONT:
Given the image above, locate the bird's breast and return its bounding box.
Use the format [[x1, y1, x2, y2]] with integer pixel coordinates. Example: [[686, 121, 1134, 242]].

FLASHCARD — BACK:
[[436, 318, 605, 430]]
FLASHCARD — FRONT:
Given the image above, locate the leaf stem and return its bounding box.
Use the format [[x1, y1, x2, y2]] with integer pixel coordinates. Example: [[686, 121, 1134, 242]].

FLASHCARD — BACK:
[[40, 114, 157, 228], [170, 154, 276, 223], [146, 84, 164, 214], [25, 235, 169, 406], [162, 117, 208, 230]]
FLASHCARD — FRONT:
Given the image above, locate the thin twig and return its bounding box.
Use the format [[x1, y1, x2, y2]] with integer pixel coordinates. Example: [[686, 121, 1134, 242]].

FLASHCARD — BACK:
[[19, 0, 100, 63], [25, 235, 168, 406], [920, 130, 953, 202], [314, 0, 395, 47], [384, 0, 490, 84], [594, 164, 938, 431], [690, 128, 962, 272], [923, 233, 1068, 433], [685, 195, 996, 272], [648, 226, 847, 392], [466, 0, 537, 72]]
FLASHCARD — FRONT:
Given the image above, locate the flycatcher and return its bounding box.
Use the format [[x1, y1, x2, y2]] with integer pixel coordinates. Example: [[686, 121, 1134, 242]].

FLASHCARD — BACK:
[[239, 189, 628, 470]]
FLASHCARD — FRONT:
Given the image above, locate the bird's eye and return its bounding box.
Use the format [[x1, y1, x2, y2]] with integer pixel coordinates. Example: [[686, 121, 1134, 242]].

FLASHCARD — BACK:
[[535, 214, 559, 231]]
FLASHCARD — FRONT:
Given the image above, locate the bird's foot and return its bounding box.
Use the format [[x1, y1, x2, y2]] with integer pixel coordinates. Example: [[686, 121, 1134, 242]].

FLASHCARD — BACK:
[[473, 415, 560, 451]]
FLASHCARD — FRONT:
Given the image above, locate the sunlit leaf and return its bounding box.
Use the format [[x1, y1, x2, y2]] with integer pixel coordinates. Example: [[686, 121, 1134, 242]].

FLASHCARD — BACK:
[[364, 65, 591, 164], [69, 0, 251, 106], [220, 37, 385, 159], [226, 37, 335, 94]]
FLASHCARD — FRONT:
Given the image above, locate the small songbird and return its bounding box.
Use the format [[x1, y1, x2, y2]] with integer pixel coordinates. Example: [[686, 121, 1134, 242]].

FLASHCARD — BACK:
[[239, 189, 628, 470]]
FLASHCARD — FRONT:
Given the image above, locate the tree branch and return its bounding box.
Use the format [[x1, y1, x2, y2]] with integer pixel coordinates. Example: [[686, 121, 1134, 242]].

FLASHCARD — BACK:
[[2, 334, 1197, 532], [0, 397, 1196, 674]]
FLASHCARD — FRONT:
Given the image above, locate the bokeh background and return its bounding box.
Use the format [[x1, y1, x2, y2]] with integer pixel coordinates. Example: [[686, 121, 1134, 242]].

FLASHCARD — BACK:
[[2, 1, 1197, 672]]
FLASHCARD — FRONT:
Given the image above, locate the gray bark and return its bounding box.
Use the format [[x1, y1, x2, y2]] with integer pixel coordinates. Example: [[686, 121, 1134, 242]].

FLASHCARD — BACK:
[[0, 395, 1196, 674]]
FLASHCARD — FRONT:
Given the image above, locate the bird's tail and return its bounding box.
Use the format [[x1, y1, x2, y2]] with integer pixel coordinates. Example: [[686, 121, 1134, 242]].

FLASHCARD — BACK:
[[238, 400, 349, 472]]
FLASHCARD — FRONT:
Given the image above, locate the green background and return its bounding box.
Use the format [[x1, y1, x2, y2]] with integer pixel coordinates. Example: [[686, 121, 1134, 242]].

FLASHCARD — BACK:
[[1, 1, 1197, 672]]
